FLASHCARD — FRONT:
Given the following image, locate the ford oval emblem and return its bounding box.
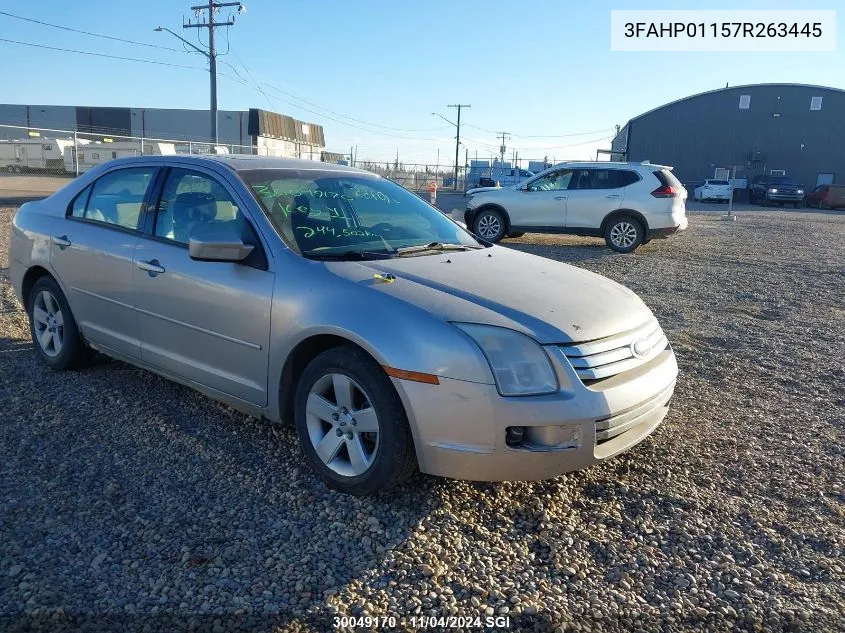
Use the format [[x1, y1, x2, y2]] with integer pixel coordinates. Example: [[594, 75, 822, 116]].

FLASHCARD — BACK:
[[631, 338, 652, 359]]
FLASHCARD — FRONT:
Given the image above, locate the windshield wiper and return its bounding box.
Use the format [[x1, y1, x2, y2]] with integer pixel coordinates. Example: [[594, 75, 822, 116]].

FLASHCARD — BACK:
[[303, 250, 394, 261], [395, 242, 482, 256]]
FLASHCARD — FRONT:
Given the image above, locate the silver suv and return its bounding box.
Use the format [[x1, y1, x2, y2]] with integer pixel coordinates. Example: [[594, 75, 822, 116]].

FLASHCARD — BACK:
[[457, 161, 688, 253]]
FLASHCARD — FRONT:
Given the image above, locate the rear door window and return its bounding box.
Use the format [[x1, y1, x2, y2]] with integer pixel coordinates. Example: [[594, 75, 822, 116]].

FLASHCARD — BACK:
[[571, 169, 639, 190]]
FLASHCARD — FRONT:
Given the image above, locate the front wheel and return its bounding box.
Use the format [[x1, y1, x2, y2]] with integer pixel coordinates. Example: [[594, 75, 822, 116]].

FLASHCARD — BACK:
[[28, 276, 87, 370], [605, 217, 644, 253], [293, 345, 417, 496], [473, 208, 506, 242]]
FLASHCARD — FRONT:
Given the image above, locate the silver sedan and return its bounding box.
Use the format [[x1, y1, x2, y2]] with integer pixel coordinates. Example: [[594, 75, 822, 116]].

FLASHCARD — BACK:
[[10, 155, 678, 495]]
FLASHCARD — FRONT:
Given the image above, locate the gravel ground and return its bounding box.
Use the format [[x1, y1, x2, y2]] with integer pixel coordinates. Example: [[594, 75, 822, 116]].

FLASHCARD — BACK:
[[1, 206, 843, 633]]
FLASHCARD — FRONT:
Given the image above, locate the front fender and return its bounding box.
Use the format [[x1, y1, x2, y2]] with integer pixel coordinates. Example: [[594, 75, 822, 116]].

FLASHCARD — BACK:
[[265, 254, 495, 420]]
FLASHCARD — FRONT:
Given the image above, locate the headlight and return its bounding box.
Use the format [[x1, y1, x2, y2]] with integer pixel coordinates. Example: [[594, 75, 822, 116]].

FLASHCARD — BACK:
[[768, 188, 778, 193], [797, 189, 804, 194], [453, 323, 558, 396]]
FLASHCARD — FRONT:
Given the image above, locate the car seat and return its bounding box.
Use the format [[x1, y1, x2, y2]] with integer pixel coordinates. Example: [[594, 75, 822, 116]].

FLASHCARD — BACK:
[[172, 191, 217, 243]]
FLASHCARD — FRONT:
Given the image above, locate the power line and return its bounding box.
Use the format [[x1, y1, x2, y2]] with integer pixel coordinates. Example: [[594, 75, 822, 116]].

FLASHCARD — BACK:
[[0, 10, 182, 52], [463, 123, 615, 138], [508, 134, 615, 151], [252, 81, 450, 141], [226, 58, 452, 133], [0, 37, 206, 70]]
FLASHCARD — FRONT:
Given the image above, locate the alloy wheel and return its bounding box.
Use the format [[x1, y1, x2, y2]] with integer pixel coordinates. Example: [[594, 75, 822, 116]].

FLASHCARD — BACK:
[[32, 290, 64, 357], [476, 213, 501, 240], [610, 221, 638, 249], [305, 373, 380, 477]]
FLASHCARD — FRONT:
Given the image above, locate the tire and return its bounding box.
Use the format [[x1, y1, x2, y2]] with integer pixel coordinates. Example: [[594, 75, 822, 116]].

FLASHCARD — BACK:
[[28, 276, 87, 370], [604, 216, 644, 254], [472, 208, 507, 242], [793, 202, 801, 209], [293, 345, 417, 496], [506, 231, 525, 239]]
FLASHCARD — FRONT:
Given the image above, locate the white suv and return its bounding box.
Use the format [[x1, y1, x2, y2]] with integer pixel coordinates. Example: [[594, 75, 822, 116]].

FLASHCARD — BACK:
[[456, 162, 688, 253]]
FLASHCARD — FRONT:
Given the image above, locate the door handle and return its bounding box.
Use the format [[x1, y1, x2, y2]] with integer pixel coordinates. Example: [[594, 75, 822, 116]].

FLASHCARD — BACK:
[[606, 194, 620, 198], [553, 196, 567, 200], [51, 235, 71, 249], [137, 259, 166, 275]]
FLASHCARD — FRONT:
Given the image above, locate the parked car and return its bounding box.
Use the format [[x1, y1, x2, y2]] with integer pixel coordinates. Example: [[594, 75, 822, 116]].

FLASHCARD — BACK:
[[10, 155, 678, 495], [456, 162, 688, 253], [805, 183, 845, 209], [693, 179, 732, 203], [749, 175, 805, 207]]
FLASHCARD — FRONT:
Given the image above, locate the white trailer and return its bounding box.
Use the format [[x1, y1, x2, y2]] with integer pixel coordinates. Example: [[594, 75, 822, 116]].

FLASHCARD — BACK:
[[63, 141, 176, 173], [0, 138, 77, 173]]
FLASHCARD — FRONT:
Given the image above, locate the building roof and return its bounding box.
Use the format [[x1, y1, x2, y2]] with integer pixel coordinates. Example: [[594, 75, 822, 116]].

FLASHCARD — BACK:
[[622, 83, 845, 128]]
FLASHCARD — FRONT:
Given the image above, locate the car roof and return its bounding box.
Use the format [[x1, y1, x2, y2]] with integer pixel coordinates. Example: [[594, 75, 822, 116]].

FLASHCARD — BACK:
[[552, 161, 670, 171], [92, 154, 374, 175]]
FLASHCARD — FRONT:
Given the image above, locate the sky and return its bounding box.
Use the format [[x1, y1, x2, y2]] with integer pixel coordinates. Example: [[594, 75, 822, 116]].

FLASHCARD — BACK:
[[1, 0, 843, 165]]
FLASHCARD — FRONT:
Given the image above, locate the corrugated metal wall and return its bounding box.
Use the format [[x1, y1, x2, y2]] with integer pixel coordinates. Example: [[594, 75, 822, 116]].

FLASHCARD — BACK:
[[0, 104, 325, 151], [248, 108, 325, 147], [614, 84, 845, 188]]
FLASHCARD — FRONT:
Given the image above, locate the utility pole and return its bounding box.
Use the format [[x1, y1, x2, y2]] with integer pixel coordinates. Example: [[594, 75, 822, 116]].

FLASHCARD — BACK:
[[498, 132, 510, 167], [158, 1, 243, 147], [447, 104, 470, 191]]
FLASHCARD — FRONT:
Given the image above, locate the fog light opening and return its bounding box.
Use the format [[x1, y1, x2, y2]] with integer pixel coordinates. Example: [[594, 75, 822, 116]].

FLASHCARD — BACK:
[[506, 426, 525, 448]]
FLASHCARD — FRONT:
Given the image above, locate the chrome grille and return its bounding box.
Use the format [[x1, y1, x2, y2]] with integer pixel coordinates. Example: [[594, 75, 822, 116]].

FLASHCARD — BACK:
[[561, 318, 668, 382]]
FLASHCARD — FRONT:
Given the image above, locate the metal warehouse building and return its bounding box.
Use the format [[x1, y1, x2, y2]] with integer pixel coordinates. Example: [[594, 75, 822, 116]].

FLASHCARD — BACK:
[[609, 84, 845, 191], [0, 104, 326, 159]]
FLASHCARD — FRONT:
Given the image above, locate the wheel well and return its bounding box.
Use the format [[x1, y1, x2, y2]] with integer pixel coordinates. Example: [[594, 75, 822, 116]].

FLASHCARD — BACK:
[[278, 334, 372, 425], [601, 209, 649, 234], [21, 266, 53, 306], [469, 204, 511, 232]]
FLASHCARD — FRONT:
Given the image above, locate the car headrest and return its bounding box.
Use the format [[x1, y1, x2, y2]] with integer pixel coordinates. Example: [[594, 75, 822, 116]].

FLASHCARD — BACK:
[[173, 191, 217, 223]]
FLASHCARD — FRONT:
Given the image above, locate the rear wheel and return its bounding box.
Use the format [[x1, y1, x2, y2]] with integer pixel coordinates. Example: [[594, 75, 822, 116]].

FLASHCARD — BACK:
[[605, 216, 644, 254], [293, 345, 417, 495], [28, 276, 87, 370], [473, 208, 506, 242]]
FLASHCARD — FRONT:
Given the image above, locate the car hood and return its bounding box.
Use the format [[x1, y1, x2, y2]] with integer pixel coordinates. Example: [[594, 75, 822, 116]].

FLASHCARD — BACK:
[[466, 186, 508, 195], [326, 247, 653, 344]]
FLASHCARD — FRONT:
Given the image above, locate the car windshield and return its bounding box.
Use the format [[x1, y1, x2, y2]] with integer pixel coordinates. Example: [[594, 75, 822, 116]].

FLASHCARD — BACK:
[[240, 168, 482, 258], [769, 176, 795, 184], [708, 180, 729, 185]]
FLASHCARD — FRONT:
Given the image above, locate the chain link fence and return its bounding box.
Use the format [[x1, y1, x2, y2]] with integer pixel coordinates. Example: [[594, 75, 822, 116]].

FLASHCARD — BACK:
[[0, 123, 338, 200], [0, 122, 554, 201]]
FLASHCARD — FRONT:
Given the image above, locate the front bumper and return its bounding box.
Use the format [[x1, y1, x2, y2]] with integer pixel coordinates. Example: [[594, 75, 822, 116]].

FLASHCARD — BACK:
[[391, 343, 678, 481], [765, 192, 803, 202]]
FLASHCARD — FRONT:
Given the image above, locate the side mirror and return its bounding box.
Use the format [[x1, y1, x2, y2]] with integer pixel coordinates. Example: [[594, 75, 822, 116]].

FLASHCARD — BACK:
[[188, 232, 254, 262]]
